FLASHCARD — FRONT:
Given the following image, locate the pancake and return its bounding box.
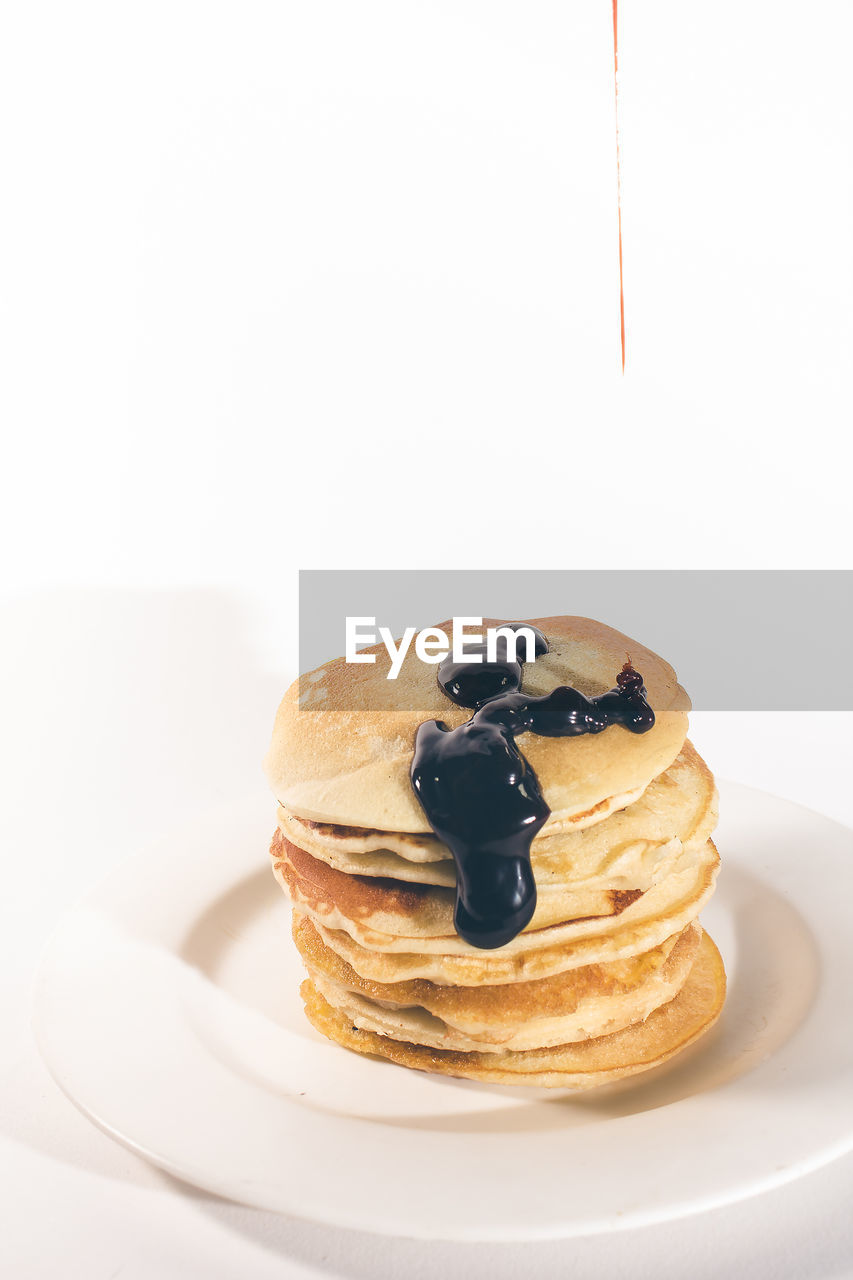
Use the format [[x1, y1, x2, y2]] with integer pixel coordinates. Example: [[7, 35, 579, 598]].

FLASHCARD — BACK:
[[300, 929, 726, 1089], [272, 829, 644, 938], [277, 739, 717, 889], [265, 616, 691, 832], [296, 913, 702, 1051], [265, 614, 725, 1089], [305, 838, 718, 984], [273, 835, 719, 967], [277, 781, 650, 876]]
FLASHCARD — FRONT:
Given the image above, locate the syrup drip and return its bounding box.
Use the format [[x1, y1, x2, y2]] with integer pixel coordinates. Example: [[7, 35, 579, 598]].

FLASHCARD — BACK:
[[410, 626, 655, 949], [613, 0, 625, 370]]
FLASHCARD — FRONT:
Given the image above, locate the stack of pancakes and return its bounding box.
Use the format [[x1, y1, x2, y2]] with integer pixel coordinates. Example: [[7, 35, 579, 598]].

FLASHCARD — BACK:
[[265, 617, 725, 1089]]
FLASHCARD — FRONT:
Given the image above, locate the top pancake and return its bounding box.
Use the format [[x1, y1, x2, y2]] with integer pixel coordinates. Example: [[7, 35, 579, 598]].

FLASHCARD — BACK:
[[264, 615, 691, 831]]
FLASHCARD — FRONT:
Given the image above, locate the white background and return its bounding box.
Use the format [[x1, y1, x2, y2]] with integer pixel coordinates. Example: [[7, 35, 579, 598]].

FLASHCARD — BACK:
[[2, 1, 852, 1276]]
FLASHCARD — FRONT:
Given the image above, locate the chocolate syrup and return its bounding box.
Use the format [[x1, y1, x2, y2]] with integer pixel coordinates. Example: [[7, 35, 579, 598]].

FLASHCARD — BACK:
[[410, 625, 655, 949]]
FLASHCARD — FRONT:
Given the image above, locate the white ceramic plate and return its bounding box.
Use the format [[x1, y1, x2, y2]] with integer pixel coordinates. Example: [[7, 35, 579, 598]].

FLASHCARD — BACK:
[[33, 782, 853, 1241]]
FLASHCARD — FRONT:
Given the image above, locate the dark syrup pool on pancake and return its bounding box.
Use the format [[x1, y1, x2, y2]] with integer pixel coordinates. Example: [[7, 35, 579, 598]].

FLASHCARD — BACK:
[[410, 625, 655, 949]]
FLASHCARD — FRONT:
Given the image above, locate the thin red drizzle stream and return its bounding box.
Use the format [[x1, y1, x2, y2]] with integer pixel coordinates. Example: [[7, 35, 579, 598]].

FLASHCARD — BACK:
[[612, 0, 625, 370]]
